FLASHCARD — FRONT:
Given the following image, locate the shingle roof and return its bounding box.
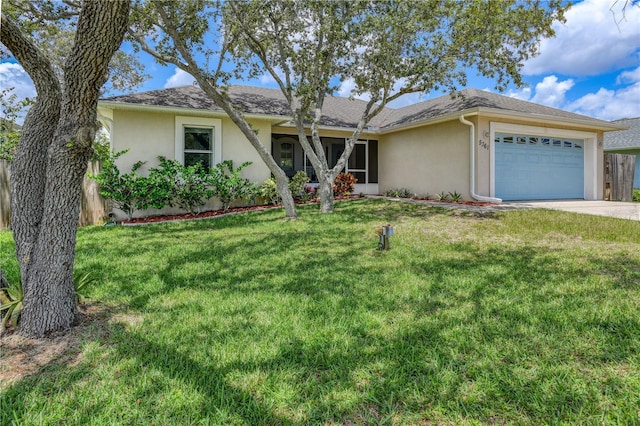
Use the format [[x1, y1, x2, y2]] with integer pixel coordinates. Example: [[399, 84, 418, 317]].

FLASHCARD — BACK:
[[603, 117, 640, 150], [384, 88, 612, 127], [100, 85, 616, 130]]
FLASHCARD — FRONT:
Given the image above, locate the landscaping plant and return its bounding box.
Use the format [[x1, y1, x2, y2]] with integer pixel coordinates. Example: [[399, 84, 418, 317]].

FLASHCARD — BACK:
[[0, 274, 22, 331], [208, 160, 256, 211], [91, 151, 169, 220], [436, 191, 450, 201], [333, 172, 357, 196], [155, 157, 214, 215], [448, 191, 462, 202]]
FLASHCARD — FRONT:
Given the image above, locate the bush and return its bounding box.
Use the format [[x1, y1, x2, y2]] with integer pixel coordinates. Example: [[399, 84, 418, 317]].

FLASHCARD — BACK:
[[209, 160, 256, 211], [384, 188, 411, 198], [333, 172, 357, 196], [290, 171, 310, 198], [0, 271, 22, 332], [259, 178, 281, 205], [633, 189, 639, 202], [155, 157, 214, 215], [91, 151, 169, 220]]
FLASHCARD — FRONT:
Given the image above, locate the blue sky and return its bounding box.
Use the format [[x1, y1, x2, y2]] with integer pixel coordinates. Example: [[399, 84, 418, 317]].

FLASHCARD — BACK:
[[1, 0, 639, 122]]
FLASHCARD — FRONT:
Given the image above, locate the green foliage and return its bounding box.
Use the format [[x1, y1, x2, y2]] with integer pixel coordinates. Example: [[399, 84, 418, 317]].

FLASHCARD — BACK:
[[333, 172, 357, 196], [90, 130, 112, 163], [448, 191, 462, 202], [436, 191, 450, 202], [2, 200, 639, 423], [90, 150, 169, 220], [633, 189, 639, 202], [259, 171, 312, 205], [289, 170, 310, 197], [0, 87, 33, 162], [384, 188, 411, 198], [0, 272, 22, 331], [73, 272, 96, 304], [154, 157, 214, 215], [259, 178, 281, 205], [208, 160, 256, 211]]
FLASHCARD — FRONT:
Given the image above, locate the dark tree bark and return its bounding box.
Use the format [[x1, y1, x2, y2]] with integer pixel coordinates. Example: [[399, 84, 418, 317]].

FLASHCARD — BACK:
[[1, 0, 131, 337]]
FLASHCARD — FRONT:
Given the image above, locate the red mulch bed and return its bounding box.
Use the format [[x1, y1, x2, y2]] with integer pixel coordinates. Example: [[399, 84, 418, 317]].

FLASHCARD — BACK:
[[120, 204, 277, 225], [119, 195, 362, 225], [116, 195, 496, 226]]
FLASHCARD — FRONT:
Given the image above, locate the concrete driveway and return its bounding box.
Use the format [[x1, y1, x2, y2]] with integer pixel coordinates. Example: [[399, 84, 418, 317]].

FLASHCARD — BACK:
[[504, 200, 640, 221]]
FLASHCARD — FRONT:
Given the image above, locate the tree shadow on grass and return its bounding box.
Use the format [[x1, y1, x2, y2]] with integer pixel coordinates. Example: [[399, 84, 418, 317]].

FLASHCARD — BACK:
[[3, 240, 639, 424]]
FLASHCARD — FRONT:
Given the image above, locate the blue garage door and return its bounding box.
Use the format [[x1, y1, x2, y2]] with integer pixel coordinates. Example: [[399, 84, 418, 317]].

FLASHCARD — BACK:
[[495, 133, 584, 201]]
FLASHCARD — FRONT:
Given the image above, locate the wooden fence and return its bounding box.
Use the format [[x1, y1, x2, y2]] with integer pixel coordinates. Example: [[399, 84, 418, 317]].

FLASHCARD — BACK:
[[0, 160, 108, 230], [604, 153, 636, 202]]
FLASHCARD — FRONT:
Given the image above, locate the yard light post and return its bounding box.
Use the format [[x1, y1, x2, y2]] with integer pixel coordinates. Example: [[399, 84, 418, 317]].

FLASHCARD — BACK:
[[376, 224, 394, 250]]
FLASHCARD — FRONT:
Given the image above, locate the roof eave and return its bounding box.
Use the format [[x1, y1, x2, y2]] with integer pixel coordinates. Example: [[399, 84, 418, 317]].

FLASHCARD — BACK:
[[376, 108, 481, 134], [603, 145, 640, 151], [98, 101, 291, 123], [476, 108, 628, 131]]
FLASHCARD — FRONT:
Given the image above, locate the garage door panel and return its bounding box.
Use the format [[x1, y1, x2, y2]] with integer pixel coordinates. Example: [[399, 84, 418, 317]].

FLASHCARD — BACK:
[[495, 133, 584, 200]]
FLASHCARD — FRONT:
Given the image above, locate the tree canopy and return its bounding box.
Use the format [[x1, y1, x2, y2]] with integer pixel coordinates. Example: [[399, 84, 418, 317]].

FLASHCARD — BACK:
[[132, 0, 568, 212]]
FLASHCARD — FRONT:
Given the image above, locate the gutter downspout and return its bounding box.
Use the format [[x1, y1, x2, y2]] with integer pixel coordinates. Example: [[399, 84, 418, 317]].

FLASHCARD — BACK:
[[459, 115, 502, 204]]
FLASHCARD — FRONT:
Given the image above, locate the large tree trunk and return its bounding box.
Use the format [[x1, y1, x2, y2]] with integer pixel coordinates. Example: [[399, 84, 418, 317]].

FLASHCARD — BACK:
[[318, 173, 335, 213], [2, 1, 130, 337]]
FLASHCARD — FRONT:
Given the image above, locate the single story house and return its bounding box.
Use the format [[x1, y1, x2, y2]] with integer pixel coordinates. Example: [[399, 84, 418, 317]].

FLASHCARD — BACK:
[[97, 85, 624, 214], [604, 117, 640, 189]]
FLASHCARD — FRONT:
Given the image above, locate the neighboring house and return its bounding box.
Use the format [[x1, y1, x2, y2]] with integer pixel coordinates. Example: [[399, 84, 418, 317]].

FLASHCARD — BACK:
[[604, 117, 640, 189], [97, 85, 624, 215]]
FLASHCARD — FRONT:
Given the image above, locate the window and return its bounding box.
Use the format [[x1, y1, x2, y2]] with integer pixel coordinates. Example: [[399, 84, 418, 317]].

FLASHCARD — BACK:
[[184, 127, 213, 168], [175, 116, 221, 168], [280, 142, 294, 169]]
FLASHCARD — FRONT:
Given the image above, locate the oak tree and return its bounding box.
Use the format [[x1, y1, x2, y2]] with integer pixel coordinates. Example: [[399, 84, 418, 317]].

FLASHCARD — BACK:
[[1, 0, 131, 337], [224, 0, 568, 212], [129, 0, 299, 218]]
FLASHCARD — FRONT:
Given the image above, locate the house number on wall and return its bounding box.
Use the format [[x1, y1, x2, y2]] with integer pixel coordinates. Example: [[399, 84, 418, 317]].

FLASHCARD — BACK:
[[478, 139, 489, 150]]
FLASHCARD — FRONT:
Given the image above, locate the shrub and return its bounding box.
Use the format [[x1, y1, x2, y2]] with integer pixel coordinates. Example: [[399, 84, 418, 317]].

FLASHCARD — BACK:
[[633, 189, 639, 202], [300, 185, 318, 202], [155, 157, 214, 215], [384, 188, 411, 198], [91, 151, 168, 220], [209, 160, 256, 211], [448, 191, 462, 202], [436, 191, 450, 202], [0, 271, 22, 331], [290, 171, 310, 198], [259, 178, 281, 205], [333, 172, 357, 196]]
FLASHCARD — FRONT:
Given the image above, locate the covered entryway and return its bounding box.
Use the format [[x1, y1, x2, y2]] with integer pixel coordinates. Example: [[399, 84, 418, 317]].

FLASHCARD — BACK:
[[495, 132, 585, 200]]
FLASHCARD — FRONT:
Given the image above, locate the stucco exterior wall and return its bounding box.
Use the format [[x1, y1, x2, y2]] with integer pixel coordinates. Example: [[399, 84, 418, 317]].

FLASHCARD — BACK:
[[378, 120, 471, 198], [107, 109, 271, 183], [220, 117, 272, 183]]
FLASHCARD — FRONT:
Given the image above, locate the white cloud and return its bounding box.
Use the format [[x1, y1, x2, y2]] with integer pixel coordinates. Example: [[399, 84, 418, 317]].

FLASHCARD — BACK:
[[506, 76, 574, 108], [163, 68, 195, 88], [0, 62, 37, 124], [530, 75, 575, 108], [506, 87, 532, 101], [567, 69, 640, 120], [617, 66, 640, 84], [524, 0, 640, 76], [0, 62, 37, 101], [260, 73, 276, 85]]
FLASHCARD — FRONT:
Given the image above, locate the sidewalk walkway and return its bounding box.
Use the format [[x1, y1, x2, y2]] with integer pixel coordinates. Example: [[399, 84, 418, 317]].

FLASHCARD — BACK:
[[369, 196, 640, 221]]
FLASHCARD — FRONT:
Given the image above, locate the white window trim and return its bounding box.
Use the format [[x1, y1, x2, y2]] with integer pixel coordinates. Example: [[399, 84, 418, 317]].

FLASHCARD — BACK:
[[175, 116, 222, 166], [489, 122, 598, 200]]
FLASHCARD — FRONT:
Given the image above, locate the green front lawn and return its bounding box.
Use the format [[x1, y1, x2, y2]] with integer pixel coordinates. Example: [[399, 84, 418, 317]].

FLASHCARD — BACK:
[[1, 199, 639, 425]]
